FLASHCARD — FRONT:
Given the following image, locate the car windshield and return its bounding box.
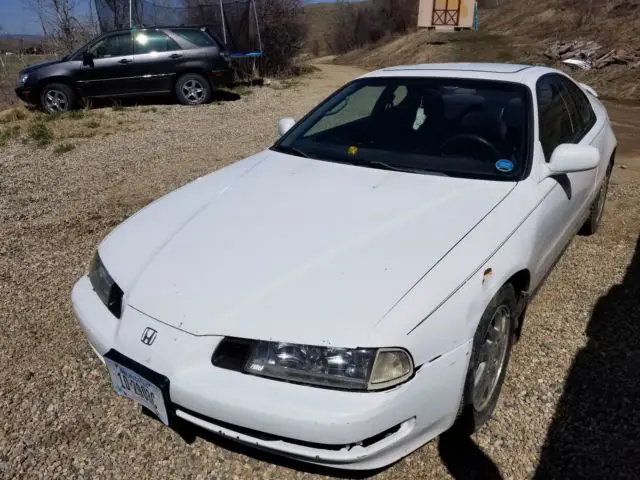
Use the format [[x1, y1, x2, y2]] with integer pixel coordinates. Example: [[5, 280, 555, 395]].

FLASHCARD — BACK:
[[273, 77, 531, 180]]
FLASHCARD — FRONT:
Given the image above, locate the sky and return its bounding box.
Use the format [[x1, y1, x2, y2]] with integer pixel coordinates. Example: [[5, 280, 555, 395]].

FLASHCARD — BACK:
[[0, 0, 339, 35]]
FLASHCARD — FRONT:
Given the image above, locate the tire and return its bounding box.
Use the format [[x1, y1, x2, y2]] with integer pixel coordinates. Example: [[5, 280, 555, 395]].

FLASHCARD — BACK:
[[40, 82, 76, 114], [450, 284, 517, 435], [580, 165, 611, 236], [175, 73, 211, 106]]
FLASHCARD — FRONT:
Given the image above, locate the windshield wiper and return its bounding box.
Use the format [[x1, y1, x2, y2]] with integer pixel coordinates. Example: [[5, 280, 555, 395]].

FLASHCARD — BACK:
[[275, 145, 313, 159], [360, 159, 425, 174]]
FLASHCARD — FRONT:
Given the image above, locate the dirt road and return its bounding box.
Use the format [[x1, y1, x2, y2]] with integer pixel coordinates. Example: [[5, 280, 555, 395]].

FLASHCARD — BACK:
[[1, 63, 638, 479]]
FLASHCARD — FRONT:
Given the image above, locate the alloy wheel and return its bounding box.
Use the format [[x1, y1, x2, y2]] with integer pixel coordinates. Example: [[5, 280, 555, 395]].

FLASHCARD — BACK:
[[472, 304, 511, 412], [181, 79, 205, 104], [44, 89, 68, 113], [595, 174, 610, 225]]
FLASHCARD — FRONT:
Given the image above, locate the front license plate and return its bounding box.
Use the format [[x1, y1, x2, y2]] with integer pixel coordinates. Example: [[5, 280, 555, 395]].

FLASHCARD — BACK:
[[105, 359, 169, 426]]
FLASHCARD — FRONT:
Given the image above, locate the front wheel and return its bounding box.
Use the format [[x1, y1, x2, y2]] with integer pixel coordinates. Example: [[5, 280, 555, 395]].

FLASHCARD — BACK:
[[40, 82, 76, 114], [452, 284, 516, 434], [175, 73, 211, 105]]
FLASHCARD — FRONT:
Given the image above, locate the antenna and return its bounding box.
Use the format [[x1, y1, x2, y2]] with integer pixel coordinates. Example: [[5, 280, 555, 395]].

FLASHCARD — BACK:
[[219, 0, 227, 45]]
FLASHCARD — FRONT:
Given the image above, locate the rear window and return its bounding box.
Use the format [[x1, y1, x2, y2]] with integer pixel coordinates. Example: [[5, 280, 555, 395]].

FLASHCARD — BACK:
[[171, 29, 215, 48]]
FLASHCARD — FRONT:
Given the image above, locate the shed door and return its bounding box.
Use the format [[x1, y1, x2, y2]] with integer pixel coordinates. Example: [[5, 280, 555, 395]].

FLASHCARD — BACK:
[[432, 0, 461, 26]]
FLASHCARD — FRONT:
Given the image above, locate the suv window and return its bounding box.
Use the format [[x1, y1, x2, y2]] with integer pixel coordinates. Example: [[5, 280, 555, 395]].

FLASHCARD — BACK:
[[89, 33, 132, 58], [558, 76, 596, 137], [134, 30, 180, 54], [536, 76, 575, 160], [170, 29, 215, 48]]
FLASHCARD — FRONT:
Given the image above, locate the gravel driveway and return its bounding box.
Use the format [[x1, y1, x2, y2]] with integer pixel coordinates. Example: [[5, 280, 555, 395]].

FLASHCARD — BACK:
[[1, 63, 639, 479]]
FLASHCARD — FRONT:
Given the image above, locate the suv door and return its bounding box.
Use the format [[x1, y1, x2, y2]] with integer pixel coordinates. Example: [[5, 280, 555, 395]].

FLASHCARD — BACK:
[[77, 32, 135, 97], [130, 30, 184, 94]]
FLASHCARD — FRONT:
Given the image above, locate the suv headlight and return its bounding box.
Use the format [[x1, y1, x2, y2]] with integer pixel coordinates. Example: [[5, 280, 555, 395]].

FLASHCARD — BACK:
[[88, 252, 124, 318], [17, 74, 28, 86], [213, 339, 414, 391]]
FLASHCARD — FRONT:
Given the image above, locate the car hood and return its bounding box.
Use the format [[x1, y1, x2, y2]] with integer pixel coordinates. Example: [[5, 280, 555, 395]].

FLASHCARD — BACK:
[[110, 152, 515, 346], [20, 58, 65, 75]]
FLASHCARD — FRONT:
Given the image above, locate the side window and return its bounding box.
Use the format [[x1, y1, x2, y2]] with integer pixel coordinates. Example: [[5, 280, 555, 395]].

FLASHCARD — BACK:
[[134, 31, 180, 54], [559, 77, 596, 137], [536, 76, 575, 160], [170, 29, 215, 48], [89, 33, 132, 59]]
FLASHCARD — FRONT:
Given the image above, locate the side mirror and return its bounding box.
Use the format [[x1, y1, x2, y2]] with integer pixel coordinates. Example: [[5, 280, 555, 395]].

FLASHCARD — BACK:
[[547, 144, 600, 175], [82, 51, 94, 67], [277, 117, 296, 137]]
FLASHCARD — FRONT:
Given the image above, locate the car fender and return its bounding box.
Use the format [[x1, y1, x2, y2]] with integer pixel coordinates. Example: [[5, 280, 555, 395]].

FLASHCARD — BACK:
[[372, 181, 538, 367]]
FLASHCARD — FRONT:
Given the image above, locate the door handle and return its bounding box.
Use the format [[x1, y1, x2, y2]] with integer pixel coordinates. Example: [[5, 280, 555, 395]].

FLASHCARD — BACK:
[[118, 58, 132, 64], [169, 53, 183, 59]]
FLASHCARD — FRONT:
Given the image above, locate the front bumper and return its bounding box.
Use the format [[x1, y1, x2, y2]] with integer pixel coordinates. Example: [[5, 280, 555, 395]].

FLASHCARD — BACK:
[[15, 86, 35, 104], [72, 275, 470, 470]]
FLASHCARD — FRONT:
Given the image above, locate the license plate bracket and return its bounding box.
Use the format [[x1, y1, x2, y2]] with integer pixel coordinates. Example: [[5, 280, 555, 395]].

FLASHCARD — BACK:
[[104, 350, 171, 426]]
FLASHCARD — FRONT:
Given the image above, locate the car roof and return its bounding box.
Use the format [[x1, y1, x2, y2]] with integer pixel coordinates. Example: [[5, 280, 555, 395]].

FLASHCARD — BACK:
[[104, 25, 205, 34], [360, 62, 560, 84]]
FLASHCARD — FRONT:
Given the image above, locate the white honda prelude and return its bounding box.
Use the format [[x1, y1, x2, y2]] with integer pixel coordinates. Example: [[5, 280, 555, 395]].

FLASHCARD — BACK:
[[73, 63, 617, 470]]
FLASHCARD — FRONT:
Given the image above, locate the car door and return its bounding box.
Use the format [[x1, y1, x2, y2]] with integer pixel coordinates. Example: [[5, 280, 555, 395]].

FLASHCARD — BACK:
[[532, 74, 599, 284], [76, 32, 135, 98], [558, 76, 605, 191], [130, 30, 184, 94]]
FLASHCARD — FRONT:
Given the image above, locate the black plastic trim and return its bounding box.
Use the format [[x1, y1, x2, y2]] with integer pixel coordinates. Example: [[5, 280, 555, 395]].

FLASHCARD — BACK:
[[88, 252, 124, 318], [175, 403, 403, 451]]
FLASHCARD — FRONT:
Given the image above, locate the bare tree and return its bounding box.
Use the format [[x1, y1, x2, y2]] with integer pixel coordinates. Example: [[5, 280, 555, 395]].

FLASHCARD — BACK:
[[24, 0, 95, 53]]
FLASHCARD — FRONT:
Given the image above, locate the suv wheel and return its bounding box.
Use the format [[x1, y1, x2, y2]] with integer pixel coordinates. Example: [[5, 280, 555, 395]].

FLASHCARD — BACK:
[[40, 83, 76, 114], [176, 74, 211, 105]]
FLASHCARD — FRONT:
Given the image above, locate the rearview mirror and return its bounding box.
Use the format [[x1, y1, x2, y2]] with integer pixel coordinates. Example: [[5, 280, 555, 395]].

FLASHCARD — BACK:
[[547, 144, 600, 174], [82, 51, 94, 67], [277, 117, 296, 137]]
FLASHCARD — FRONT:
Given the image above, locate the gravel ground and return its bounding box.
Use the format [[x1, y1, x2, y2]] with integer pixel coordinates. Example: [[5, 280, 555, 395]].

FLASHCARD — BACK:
[[1, 64, 639, 479]]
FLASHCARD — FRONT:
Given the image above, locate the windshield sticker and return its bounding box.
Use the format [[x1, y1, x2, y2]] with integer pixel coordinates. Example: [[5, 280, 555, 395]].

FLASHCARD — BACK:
[[347, 145, 358, 156], [495, 159, 514, 173]]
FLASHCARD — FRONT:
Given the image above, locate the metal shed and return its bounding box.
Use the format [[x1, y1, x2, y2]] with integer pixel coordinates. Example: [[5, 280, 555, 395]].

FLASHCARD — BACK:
[[417, 0, 478, 30]]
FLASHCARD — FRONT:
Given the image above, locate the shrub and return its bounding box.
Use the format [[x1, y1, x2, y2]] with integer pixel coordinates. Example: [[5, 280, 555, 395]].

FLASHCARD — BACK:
[[255, 0, 308, 75], [328, 0, 419, 54], [27, 121, 54, 147]]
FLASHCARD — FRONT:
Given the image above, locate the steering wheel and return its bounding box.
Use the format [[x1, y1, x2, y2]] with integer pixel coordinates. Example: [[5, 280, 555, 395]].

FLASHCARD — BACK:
[[440, 134, 502, 159]]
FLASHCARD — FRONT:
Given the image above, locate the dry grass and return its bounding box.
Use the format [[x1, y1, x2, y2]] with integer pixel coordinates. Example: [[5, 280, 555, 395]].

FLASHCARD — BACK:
[[52, 142, 76, 155], [0, 106, 139, 152]]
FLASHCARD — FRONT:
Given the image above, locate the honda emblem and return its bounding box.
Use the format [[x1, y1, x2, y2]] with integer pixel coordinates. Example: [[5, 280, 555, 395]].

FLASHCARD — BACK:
[[140, 327, 158, 346]]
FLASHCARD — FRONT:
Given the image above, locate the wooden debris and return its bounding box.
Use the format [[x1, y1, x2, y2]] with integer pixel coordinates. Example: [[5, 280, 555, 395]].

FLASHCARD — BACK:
[[544, 40, 640, 70]]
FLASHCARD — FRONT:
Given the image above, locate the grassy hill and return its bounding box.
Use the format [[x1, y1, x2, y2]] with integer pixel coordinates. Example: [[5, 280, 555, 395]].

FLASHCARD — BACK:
[[304, 2, 341, 56], [311, 0, 640, 101]]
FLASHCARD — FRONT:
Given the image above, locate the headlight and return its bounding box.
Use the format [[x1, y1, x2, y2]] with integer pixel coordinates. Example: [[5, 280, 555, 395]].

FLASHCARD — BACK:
[[88, 252, 124, 318], [213, 339, 414, 391], [17, 74, 28, 86]]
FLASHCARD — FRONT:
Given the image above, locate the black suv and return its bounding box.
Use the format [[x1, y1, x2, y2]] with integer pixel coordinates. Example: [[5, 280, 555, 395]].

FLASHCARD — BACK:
[[15, 26, 234, 113]]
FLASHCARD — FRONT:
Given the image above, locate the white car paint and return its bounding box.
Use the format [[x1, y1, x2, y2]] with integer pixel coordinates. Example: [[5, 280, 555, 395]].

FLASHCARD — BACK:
[[72, 63, 617, 470]]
